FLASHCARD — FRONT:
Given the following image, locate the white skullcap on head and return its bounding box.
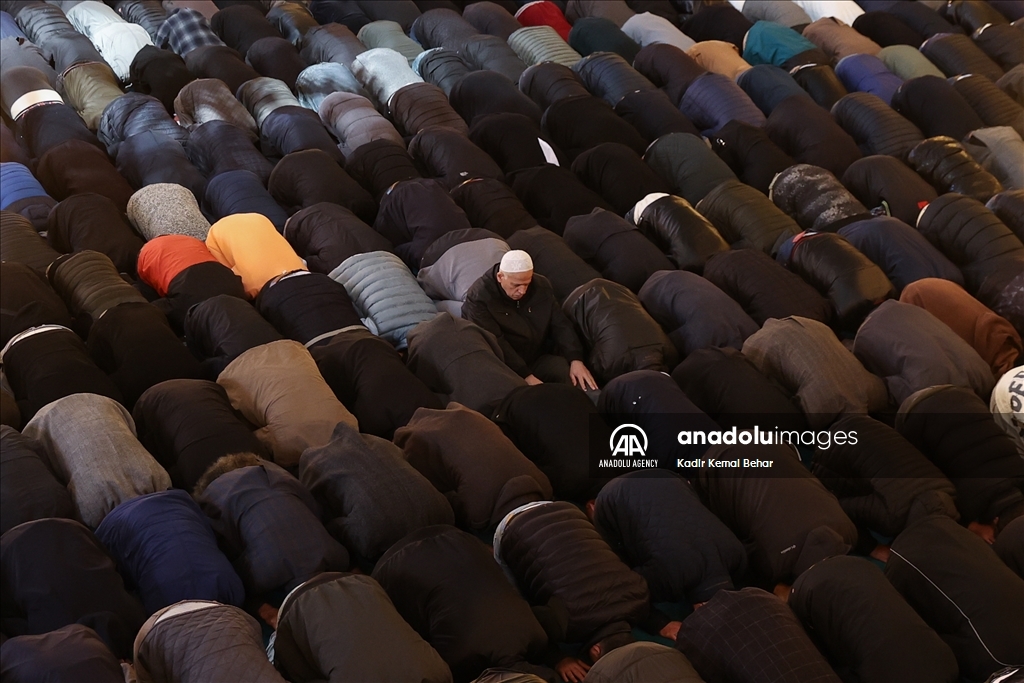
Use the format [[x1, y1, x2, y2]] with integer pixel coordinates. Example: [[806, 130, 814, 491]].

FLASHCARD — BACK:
[[500, 250, 534, 273]]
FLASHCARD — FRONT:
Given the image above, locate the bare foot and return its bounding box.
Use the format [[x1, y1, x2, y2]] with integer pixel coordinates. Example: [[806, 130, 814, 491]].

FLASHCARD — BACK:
[[773, 583, 791, 602], [870, 544, 890, 563], [968, 521, 997, 544], [258, 603, 279, 630]]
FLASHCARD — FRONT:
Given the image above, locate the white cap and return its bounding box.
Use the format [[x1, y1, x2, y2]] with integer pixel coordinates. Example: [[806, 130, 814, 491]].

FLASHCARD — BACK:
[[499, 250, 534, 273]]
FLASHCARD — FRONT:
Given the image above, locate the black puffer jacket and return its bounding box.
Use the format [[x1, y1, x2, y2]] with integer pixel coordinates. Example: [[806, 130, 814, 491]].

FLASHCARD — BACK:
[[671, 347, 808, 432], [694, 444, 858, 584], [907, 136, 1004, 203], [595, 469, 746, 604], [831, 91, 925, 158], [299, 422, 453, 565], [627, 193, 728, 271], [891, 75, 987, 141], [886, 515, 1024, 682], [987, 189, 1024, 241], [562, 278, 678, 384], [518, 62, 590, 110], [47, 251, 147, 334], [841, 155, 939, 227], [637, 270, 758, 357], [491, 384, 609, 503], [951, 73, 1024, 137], [812, 414, 958, 537], [563, 208, 673, 293], [791, 555, 959, 683], [896, 385, 1024, 525], [541, 94, 647, 162], [373, 525, 548, 683], [779, 231, 895, 328], [702, 249, 832, 326], [284, 202, 393, 275], [698, 178, 799, 254], [770, 164, 870, 233], [495, 501, 650, 645], [915, 193, 1024, 323], [506, 227, 601, 302]]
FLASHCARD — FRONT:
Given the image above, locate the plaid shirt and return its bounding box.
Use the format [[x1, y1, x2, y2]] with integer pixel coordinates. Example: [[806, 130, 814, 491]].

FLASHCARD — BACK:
[[156, 7, 224, 57]]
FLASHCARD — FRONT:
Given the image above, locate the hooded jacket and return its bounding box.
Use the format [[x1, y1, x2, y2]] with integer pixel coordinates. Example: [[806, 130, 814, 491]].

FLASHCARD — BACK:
[[463, 264, 584, 378], [900, 277, 1021, 377], [595, 470, 746, 604], [494, 501, 650, 645], [791, 555, 959, 683], [562, 277, 678, 384], [194, 454, 350, 594], [812, 414, 959, 537], [694, 445, 857, 584], [133, 378, 268, 492], [394, 403, 552, 532], [273, 572, 453, 683], [133, 601, 285, 683], [742, 316, 889, 427], [0, 518, 146, 660], [299, 421, 453, 564], [373, 525, 549, 682], [886, 515, 1024, 682]]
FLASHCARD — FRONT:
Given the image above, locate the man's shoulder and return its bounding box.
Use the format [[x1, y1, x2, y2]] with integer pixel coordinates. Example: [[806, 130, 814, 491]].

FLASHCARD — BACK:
[[464, 270, 496, 302]]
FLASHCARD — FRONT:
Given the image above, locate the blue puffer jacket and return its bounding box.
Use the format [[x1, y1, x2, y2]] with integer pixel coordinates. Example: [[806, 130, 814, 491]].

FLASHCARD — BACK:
[[329, 250, 437, 348], [95, 489, 244, 615]]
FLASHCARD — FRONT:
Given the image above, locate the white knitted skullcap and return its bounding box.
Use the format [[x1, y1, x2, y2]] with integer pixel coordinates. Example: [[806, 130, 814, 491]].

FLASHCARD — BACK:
[[500, 250, 534, 273]]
